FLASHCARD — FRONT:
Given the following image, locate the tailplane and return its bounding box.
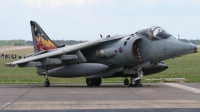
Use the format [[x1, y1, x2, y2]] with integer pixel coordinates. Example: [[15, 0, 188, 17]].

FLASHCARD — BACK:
[[30, 21, 65, 52]]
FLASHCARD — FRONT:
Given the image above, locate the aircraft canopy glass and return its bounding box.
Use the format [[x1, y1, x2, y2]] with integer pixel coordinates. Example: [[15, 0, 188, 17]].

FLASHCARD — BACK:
[[137, 26, 172, 40]]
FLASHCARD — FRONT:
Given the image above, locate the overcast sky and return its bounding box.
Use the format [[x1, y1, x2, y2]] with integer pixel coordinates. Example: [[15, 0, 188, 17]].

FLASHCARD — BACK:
[[0, 0, 200, 41]]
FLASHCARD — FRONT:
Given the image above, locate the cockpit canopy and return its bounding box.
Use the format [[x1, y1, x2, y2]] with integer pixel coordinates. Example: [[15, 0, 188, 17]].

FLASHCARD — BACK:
[[137, 26, 172, 40]]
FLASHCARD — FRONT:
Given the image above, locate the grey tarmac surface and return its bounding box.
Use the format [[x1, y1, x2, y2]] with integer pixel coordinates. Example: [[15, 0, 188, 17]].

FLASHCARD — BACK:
[[0, 83, 200, 112]]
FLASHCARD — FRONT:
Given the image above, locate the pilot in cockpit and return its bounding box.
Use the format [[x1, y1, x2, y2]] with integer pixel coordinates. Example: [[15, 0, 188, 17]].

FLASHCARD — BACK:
[[137, 26, 172, 40], [156, 29, 163, 37], [147, 28, 152, 39]]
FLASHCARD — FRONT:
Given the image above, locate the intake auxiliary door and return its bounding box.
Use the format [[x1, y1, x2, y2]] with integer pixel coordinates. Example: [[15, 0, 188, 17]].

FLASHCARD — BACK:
[[132, 38, 142, 61], [139, 38, 150, 59]]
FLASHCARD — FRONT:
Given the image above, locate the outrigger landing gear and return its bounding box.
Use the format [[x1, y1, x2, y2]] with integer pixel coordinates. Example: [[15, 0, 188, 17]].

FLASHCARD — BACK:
[[44, 69, 50, 87], [129, 69, 143, 87], [45, 79, 50, 87]]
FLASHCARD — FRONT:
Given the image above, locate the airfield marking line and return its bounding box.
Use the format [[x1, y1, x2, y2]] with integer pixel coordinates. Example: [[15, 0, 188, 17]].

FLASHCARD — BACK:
[[0, 84, 37, 111], [6, 100, 200, 110], [127, 88, 174, 112], [164, 83, 200, 93]]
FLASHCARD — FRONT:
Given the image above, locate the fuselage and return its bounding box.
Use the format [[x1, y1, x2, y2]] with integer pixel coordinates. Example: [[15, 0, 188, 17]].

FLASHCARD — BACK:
[[84, 33, 196, 68]]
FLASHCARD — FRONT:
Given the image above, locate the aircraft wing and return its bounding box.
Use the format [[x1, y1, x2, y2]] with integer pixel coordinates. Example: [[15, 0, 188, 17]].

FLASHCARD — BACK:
[[5, 39, 100, 67], [5, 36, 124, 67]]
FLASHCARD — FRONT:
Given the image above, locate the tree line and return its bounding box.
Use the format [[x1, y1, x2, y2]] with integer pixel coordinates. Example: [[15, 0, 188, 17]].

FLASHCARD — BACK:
[[0, 40, 85, 46], [190, 40, 200, 45], [0, 39, 200, 46]]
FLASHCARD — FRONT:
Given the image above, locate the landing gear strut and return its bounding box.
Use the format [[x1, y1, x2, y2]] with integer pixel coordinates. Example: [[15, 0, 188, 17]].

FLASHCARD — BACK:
[[129, 69, 143, 87], [44, 69, 50, 87], [86, 78, 102, 86]]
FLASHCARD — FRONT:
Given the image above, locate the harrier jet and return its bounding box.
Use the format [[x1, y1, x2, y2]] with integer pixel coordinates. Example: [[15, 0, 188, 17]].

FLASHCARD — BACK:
[[5, 21, 198, 87]]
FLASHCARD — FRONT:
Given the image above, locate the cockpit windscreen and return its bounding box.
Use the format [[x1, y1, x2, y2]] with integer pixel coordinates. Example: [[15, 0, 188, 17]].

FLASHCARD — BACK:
[[137, 26, 172, 40]]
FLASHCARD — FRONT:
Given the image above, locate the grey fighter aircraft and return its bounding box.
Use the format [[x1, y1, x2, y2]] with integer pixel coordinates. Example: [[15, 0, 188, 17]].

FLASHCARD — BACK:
[[5, 21, 198, 87]]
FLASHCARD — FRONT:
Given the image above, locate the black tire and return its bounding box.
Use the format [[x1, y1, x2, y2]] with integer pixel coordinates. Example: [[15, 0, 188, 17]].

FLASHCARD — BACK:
[[44, 80, 50, 87], [94, 78, 102, 86], [124, 79, 129, 85], [86, 79, 94, 86], [134, 79, 142, 87]]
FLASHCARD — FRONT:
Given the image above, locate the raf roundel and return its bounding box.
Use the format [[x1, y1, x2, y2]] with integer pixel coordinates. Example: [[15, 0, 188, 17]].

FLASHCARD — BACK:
[[119, 47, 123, 53]]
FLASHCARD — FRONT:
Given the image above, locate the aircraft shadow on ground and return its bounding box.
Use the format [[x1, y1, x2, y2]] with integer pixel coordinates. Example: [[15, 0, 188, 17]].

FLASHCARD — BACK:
[[0, 84, 160, 88], [37, 84, 160, 88]]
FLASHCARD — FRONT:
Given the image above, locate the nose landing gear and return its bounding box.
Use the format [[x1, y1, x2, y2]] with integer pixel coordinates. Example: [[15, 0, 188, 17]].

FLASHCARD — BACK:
[[129, 78, 142, 87], [124, 78, 129, 85], [129, 69, 143, 87]]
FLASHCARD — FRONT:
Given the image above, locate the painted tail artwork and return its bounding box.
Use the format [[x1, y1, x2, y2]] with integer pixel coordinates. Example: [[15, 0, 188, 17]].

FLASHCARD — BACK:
[[30, 21, 64, 52]]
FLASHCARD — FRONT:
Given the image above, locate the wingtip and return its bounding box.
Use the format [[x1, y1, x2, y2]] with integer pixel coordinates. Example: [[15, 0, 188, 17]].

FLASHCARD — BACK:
[[5, 63, 16, 67]]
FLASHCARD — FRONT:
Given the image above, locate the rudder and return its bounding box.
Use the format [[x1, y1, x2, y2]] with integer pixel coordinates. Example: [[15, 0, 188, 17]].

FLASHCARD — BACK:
[[30, 21, 64, 52]]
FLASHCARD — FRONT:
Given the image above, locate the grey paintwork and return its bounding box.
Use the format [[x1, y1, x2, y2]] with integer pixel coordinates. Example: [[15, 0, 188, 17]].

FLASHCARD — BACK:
[[48, 63, 108, 77], [5, 21, 197, 80]]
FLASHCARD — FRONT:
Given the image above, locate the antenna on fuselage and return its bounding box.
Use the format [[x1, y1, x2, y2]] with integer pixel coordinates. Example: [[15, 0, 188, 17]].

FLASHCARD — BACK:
[[100, 34, 103, 38]]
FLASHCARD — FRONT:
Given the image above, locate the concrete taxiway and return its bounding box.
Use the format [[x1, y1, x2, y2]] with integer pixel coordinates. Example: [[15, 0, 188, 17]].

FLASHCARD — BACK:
[[0, 83, 200, 112], [0, 46, 33, 53]]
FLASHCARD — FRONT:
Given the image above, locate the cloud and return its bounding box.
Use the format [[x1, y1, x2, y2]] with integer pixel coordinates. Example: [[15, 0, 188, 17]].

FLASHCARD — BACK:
[[139, 0, 187, 6], [192, 0, 200, 3], [19, 0, 114, 9], [22, 0, 43, 8], [140, 0, 163, 6], [168, 0, 184, 2], [47, 0, 63, 8]]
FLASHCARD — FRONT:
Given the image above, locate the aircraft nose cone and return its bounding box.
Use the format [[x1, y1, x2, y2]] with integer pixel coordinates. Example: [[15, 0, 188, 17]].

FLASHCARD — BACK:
[[194, 45, 198, 52]]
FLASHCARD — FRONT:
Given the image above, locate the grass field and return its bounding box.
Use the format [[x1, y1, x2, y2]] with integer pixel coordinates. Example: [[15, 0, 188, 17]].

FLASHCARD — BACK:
[[0, 47, 199, 84]]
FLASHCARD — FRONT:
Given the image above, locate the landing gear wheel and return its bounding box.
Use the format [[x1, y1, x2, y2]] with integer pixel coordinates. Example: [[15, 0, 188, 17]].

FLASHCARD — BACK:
[[86, 78, 102, 87], [94, 78, 102, 86], [131, 77, 136, 85], [86, 79, 93, 86], [44, 80, 50, 87], [124, 78, 129, 85], [134, 79, 143, 87], [44, 69, 50, 87], [129, 77, 143, 87]]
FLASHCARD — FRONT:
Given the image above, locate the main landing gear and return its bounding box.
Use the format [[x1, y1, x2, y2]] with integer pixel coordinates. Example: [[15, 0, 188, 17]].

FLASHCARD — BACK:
[[44, 69, 50, 87], [86, 78, 102, 86]]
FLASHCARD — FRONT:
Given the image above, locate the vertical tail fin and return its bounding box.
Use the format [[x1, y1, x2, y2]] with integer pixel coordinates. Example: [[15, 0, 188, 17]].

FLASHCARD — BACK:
[[30, 21, 64, 52]]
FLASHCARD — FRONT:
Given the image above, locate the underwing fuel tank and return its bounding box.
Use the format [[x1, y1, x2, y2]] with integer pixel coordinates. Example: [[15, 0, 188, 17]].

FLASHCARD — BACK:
[[142, 62, 169, 76], [106, 62, 168, 78], [47, 63, 108, 78]]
